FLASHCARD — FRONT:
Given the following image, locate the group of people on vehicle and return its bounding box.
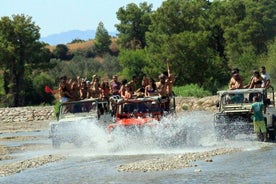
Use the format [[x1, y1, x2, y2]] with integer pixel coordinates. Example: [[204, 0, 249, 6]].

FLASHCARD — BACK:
[[58, 60, 175, 103], [58, 75, 106, 103], [228, 66, 271, 142], [228, 66, 270, 90]]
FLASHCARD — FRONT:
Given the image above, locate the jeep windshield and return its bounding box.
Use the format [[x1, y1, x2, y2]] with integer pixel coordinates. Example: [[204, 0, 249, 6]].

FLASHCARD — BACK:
[[218, 88, 266, 106], [59, 99, 98, 120]]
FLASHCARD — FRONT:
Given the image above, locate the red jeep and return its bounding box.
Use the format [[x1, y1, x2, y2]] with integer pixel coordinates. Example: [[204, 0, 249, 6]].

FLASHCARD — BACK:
[[108, 95, 176, 134]]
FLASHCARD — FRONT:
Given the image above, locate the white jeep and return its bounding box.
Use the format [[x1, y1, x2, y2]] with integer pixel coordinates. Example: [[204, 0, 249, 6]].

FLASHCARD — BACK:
[[214, 87, 276, 141], [49, 98, 109, 148]]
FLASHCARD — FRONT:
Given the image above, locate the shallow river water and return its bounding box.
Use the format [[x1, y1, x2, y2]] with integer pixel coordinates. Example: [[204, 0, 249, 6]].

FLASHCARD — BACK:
[[0, 111, 275, 184]]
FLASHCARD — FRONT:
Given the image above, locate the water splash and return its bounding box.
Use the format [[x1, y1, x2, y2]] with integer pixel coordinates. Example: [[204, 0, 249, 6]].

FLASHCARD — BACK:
[[52, 110, 266, 157]]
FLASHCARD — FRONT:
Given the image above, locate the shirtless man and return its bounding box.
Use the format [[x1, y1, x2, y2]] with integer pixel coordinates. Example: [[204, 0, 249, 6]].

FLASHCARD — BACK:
[[166, 59, 175, 96], [91, 77, 101, 98], [229, 69, 244, 90], [127, 75, 139, 94], [156, 73, 170, 111], [79, 80, 89, 99], [156, 74, 168, 98]]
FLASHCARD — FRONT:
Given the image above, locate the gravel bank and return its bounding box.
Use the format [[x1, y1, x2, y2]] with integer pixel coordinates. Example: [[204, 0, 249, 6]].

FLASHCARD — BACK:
[[0, 154, 65, 177], [118, 148, 241, 172]]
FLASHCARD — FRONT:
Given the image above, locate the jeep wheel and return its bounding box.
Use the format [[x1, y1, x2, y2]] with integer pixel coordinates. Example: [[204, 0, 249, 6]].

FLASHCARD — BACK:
[[270, 116, 276, 141], [215, 126, 225, 141], [268, 130, 275, 141], [52, 138, 61, 149]]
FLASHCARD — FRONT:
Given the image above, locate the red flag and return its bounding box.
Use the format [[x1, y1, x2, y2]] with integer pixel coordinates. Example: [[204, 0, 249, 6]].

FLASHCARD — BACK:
[[45, 85, 56, 94]]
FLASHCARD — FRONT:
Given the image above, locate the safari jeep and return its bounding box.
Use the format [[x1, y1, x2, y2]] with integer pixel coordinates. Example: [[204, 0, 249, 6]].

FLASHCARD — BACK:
[[107, 95, 176, 134], [214, 87, 276, 141], [106, 95, 187, 148], [49, 98, 109, 148]]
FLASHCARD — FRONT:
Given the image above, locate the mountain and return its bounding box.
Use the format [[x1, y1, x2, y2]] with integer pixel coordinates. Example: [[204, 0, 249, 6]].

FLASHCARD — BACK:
[[40, 30, 117, 45]]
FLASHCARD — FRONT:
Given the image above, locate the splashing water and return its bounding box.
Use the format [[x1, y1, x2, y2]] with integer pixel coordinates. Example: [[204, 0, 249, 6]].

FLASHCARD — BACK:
[[52, 110, 265, 158]]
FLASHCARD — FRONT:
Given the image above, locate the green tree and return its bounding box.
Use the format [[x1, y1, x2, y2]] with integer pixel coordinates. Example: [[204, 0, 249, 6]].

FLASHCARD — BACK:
[[94, 22, 111, 56], [53, 44, 69, 60], [101, 54, 122, 79], [115, 2, 153, 49], [118, 49, 148, 81], [220, 0, 276, 63], [0, 14, 51, 107], [263, 39, 276, 87], [146, 0, 223, 87]]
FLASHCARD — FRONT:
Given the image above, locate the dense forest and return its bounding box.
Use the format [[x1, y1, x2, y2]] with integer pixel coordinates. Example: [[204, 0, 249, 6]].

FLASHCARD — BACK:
[[0, 0, 275, 107]]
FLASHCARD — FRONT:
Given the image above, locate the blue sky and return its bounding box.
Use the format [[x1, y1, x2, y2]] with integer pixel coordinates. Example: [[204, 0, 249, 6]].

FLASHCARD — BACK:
[[1, 0, 163, 37]]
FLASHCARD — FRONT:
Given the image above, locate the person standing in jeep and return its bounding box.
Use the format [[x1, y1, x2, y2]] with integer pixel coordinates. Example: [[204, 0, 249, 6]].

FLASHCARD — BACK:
[[228, 69, 244, 90], [260, 66, 270, 89], [250, 96, 267, 142]]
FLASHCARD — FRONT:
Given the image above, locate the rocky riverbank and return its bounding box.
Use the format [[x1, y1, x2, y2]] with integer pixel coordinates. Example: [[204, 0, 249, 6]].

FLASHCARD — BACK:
[[118, 148, 241, 172], [0, 106, 54, 123], [0, 96, 218, 124]]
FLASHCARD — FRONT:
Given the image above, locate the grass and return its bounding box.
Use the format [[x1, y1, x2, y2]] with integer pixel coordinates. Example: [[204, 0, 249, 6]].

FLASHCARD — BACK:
[[173, 84, 212, 98]]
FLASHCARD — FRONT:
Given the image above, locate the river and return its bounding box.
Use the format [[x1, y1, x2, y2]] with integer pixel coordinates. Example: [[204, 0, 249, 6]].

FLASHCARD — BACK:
[[0, 111, 275, 184]]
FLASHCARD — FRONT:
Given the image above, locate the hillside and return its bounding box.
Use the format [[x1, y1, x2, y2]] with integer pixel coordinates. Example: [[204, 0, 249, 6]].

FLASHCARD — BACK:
[[40, 30, 117, 45], [47, 38, 118, 55]]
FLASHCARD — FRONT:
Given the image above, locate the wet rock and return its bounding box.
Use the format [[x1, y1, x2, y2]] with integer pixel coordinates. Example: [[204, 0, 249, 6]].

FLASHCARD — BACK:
[[194, 169, 202, 172], [0, 154, 65, 177], [205, 158, 213, 162], [117, 148, 241, 172]]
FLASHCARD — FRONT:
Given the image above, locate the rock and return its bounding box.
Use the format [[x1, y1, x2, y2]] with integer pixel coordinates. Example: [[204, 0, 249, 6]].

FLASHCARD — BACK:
[[205, 158, 213, 162], [194, 169, 202, 172]]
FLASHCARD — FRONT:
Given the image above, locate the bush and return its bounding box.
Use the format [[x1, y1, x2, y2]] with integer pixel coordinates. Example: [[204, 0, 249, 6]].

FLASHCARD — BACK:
[[173, 84, 212, 98]]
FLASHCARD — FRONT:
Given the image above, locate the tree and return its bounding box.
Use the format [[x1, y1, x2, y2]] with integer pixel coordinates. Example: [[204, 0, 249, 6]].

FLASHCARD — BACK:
[[115, 2, 153, 49], [263, 39, 276, 87], [119, 49, 148, 81], [220, 0, 276, 62], [145, 0, 223, 87], [0, 14, 50, 107], [53, 44, 69, 60], [94, 22, 111, 56]]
